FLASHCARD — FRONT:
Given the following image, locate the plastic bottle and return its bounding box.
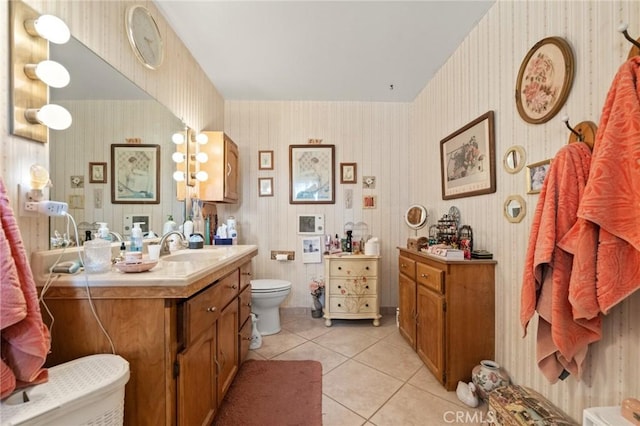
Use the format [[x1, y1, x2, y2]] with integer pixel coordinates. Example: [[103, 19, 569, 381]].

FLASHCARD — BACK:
[[163, 215, 177, 235], [97, 222, 111, 241], [183, 219, 194, 239], [346, 230, 353, 253], [130, 222, 143, 252]]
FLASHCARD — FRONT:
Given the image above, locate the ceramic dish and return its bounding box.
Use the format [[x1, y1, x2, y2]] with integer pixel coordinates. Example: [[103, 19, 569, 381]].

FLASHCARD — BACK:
[[114, 259, 158, 273]]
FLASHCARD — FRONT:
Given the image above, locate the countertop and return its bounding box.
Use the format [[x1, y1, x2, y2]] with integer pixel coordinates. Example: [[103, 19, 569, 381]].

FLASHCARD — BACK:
[[32, 245, 258, 299]]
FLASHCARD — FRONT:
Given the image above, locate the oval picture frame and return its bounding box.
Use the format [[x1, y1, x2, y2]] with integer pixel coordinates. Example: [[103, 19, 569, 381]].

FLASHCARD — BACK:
[[515, 37, 575, 124]]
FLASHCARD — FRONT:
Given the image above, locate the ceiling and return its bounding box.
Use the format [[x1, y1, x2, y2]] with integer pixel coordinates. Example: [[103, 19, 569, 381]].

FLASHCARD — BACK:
[[154, 1, 495, 102]]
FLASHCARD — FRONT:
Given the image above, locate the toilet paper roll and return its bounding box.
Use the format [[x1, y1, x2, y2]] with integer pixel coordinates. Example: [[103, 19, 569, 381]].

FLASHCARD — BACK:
[[275, 254, 288, 261]]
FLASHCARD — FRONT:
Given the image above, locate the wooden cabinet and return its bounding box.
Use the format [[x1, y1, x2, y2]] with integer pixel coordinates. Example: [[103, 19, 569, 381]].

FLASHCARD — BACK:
[[199, 131, 239, 203], [40, 255, 255, 426], [323, 254, 381, 327], [397, 248, 496, 391], [238, 261, 253, 364]]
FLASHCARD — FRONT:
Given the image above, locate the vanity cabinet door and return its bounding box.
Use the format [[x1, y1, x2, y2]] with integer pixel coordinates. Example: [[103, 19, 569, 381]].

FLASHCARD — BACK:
[[217, 299, 239, 405], [224, 136, 239, 201], [417, 284, 445, 383], [398, 272, 417, 349]]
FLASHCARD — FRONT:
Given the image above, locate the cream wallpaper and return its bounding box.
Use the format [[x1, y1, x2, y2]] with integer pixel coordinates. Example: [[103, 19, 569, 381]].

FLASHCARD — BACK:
[[2, 0, 639, 422]]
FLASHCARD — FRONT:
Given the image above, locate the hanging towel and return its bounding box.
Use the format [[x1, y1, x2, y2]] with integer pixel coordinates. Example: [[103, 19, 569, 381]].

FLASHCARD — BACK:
[[0, 178, 51, 399], [521, 142, 601, 383], [560, 56, 640, 319]]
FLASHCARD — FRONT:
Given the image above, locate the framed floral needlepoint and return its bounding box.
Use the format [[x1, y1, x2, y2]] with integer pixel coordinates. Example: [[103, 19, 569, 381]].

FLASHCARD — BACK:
[[515, 36, 574, 124]]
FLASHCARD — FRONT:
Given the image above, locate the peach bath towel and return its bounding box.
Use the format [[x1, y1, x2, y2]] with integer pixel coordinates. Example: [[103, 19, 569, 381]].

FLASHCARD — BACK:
[[0, 178, 50, 399], [560, 57, 640, 319], [521, 142, 601, 383]]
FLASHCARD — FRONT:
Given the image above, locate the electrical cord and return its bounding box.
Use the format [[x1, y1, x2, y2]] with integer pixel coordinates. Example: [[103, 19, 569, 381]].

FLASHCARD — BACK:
[[39, 212, 116, 355]]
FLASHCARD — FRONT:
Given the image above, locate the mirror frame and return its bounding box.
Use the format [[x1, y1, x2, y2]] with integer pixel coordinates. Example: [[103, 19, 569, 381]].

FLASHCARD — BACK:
[[503, 145, 526, 174], [504, 195, 526, 223], [405, 204, 428, 230]]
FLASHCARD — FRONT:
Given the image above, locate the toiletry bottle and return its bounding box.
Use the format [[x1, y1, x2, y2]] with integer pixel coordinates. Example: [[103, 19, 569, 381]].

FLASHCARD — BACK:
[[183, 218, 194, 238], [205, 215, 211, 245], [163, 215, 177, 235], [85, 230, 92, 243], [119, 242, 126, 260], [97, 222, 111, 241], [193, 200, 204, 236], [346, 230, 353, 253], [130, 222, 143, 252]]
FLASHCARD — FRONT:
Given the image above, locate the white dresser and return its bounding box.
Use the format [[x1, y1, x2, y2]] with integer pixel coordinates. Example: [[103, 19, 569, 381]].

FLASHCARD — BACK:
[[323, 254, 381, 326]]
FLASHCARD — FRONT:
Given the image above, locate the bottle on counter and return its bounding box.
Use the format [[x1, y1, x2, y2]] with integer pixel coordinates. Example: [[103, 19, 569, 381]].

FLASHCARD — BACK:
[[130, 222, 143, 252], [346, 230, 353, 253]]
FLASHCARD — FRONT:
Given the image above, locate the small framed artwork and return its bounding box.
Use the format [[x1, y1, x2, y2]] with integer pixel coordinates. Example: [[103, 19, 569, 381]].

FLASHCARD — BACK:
[[70, 175, 84, 188], [258, 177, 274, 197], [111, 144, 160, 204], [289, 144, 335, 204], [363, 176, 376, 189], [515, 37, 575, 124], [259, 150, 274, 170], [340, 162, 357, 184], [301, 236, 322, 263], [363, 195, 377, 209], [440, 111, 496, 200], [526, 159, 552, 194], [89, 162, 107, 183]]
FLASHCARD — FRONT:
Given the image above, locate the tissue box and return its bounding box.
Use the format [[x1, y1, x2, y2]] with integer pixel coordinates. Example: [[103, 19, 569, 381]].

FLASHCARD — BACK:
[[214, 237, 237, 246]]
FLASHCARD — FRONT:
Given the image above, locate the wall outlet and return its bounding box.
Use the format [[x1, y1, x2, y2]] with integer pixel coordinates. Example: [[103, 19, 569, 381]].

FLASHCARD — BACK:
[[270, 250, 295, 261]]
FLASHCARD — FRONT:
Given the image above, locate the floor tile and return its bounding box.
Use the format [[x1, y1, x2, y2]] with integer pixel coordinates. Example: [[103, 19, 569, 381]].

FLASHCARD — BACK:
[[323, 359, 403, 419], [250, 329, 307, 359], [313, 327, 380, 357], [322, 395, 366, 426], [272, 341, 348, 374], [281, 316, 333, 340], [354, 340, 424, 381]]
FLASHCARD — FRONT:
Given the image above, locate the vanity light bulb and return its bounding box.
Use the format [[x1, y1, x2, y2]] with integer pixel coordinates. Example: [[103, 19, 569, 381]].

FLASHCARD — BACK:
[[24, 60, 70, 88], [24, 14, 71, 44], [172, 133, 185, 144], [172, 152, 185, 163], [195, 133, 208, 145], [24, 104, 72, 130], [173, 171, 185, 182], [195, 171, 208, 182], [195, 152, 208, 163]]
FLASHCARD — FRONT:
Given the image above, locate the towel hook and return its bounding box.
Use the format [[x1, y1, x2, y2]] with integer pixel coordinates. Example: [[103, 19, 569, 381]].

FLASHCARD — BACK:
[[561, 115, 583, 141], [618, 23, 640, 50]]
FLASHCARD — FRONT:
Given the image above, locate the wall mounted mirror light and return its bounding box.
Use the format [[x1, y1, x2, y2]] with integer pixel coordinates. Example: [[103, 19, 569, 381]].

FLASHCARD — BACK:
[[10, 0, 72, 143], [504, 195, 526, 223], [503, 145, 526, 174]]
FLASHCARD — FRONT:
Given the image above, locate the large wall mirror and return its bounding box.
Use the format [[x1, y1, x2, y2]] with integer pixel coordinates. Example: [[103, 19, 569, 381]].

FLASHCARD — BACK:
[[48, 37, 185, 243]]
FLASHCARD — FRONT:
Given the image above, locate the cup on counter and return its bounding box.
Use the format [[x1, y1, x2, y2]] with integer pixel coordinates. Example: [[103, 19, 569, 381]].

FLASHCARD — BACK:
[[147, 244, 161, 261]]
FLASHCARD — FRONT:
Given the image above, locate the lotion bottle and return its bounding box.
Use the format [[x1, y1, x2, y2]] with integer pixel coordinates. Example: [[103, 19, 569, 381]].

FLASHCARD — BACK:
[[97, 222, 111, 241], [130, 222, 143, 252]]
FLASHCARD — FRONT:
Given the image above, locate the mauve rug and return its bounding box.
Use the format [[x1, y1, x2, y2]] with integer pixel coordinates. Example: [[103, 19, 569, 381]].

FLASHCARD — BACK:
[[214, 359, 323, 426]]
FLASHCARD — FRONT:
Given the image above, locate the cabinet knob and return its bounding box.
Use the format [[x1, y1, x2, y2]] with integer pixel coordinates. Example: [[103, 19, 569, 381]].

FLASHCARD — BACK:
[[421, 273, 429, 278], [338, 266, 342, 270], [338, 285, 342, 289], [401, 263, 406, 268], [338, 303, 342, 307], [365, 285, 369, 289], [365, 304, 369, 307], [247, 302, 252, 307], [241, 272, 252, 276], [207, 306, 217, 312], [365, 266, 370, 270], [230, 284, 238, 289]]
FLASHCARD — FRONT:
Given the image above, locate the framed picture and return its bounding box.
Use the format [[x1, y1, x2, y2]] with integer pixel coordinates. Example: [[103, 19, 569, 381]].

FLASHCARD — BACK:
[[440, 111, 496, 200], [89, 162, 107, 183], [340, 162, 357, 184], [289, 144, 335, 204], [363, 195, 377, 209], [515, 36, 575, 124], [526, 159, 552, 194], [111, 144, 160, 204], [258, 177, 274, 197], [301, 236, 322, 264], [259, 150, 273, 170], [363, 176, 376, 189]]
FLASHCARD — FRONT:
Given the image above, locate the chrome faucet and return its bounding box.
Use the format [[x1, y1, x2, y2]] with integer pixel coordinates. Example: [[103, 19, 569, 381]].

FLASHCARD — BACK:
[[159, 231, 186, 256], [108, 231, 124, 242]]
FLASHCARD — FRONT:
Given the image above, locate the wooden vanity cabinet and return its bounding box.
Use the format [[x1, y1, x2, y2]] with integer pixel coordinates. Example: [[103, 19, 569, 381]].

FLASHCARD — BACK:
[[40, 259, 253, 426], [199, 131, 239, 203], [238, 261, 253, 363], [397, 248, 496, 391]]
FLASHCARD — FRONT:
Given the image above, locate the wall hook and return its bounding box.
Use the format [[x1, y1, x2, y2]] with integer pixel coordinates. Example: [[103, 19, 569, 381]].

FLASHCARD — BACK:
[[618, 23, 640, 50], [561, 115, 583, 141]]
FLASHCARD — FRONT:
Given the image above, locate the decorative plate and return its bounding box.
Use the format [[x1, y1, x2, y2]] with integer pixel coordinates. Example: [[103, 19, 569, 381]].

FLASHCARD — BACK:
[[115, 259, 157, 273]]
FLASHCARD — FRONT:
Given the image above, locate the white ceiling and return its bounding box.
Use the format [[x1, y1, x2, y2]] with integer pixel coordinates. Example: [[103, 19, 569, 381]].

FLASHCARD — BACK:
[[154, 1, 495, 102]]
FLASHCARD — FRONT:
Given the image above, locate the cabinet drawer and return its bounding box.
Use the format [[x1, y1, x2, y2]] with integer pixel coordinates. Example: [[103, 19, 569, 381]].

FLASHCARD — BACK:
[[399, 256, 416, 280], [238, 284, 252, 326], [184, 284, 223, 344], [330, 259, 377, 277], [329, 278, 377, 296], [329, 296, 378, 313], [416, 263, 444, 294], [218, 270, 240, 307], [240, 262, 252, 291]]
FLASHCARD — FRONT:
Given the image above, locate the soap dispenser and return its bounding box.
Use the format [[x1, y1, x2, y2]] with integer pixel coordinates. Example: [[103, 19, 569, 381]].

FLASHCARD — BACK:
[[130, 222, 143, 252], [97, 222, 111, 241]]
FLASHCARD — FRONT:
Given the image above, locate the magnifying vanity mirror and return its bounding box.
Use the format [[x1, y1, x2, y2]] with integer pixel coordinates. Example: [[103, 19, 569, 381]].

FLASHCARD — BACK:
[[48, 36, 185, 242], [503, 145, 526, 174], [404, 204, 428, 233], [504, 195, 526, 223]]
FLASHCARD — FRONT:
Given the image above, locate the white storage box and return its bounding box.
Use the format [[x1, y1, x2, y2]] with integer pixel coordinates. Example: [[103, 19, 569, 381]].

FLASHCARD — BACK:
[[1, 354, 130, 426]]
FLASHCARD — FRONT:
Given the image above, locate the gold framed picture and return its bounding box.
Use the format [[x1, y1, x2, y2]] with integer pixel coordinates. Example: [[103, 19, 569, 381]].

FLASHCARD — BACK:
[[526, 159, 552, 194], [258, 177, 274, 197], [259, 150, 273, 170], [89, 162, 107, 183]]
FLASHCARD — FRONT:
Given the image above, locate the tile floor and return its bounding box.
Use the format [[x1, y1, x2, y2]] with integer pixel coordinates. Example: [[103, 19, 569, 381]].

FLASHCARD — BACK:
[[247, 310, 491, 425]]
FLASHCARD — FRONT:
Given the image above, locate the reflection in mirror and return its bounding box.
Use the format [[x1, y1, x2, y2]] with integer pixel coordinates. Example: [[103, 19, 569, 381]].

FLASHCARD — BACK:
[[503, 145, 526, 174], [404, 204, 428, 231], [48, 37, 185, 244], [504, 195, 526, 223]]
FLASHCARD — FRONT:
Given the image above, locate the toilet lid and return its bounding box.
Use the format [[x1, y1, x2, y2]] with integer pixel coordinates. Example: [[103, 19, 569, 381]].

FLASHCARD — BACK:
[[251, 279, 291, 291]]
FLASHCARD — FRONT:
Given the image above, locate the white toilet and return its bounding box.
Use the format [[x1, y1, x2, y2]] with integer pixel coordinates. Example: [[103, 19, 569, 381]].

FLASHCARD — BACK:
[[250, 279, 292, 335]]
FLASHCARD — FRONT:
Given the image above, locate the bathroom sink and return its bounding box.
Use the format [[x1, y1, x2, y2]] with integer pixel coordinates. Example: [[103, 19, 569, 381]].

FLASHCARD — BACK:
[[162, 249, 227, 262]]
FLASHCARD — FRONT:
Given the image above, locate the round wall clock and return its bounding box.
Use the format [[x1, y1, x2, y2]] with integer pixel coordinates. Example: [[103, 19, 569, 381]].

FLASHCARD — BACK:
[[125, 5, 164, 70]]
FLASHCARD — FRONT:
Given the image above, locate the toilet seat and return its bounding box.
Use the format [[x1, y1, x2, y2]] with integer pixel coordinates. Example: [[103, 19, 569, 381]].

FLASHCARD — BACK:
[[251, 279, 291, 293]]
